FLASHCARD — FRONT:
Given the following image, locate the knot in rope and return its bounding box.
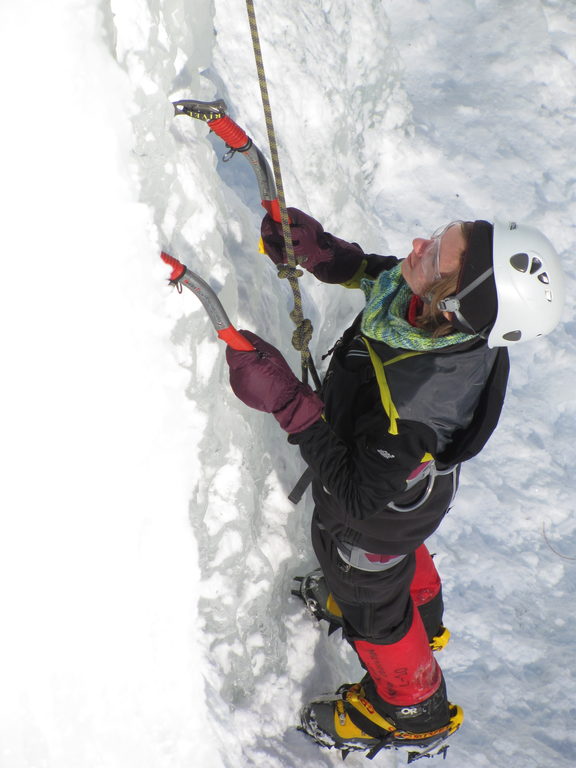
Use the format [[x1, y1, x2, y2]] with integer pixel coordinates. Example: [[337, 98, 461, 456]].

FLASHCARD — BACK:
[[277, 264, 304, 280], [291, 318, 314, 353]]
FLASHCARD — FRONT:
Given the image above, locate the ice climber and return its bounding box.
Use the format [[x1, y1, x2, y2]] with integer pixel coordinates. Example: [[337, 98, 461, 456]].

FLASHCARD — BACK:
[[224, 210, 565, 757]]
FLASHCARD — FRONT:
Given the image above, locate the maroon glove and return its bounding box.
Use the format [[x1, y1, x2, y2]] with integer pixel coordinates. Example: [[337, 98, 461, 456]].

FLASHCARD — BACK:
[[260, 208, 335, 270], [225, 330, 323, 434]]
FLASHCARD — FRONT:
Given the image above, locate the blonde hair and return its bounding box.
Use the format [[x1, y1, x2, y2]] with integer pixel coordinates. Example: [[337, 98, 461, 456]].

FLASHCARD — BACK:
[[413, 221, 474, 338]]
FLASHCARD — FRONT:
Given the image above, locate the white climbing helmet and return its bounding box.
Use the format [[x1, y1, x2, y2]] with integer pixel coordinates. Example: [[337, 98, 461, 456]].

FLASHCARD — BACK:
[[487, 220, 565, 347]]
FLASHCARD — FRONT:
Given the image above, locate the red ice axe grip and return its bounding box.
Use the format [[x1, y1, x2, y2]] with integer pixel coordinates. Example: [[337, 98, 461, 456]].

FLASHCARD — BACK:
[[160, 250, 186, 281], [160, 251, 255, 352], [208, 116, 250, 150], [263, 199, 282, 223], [217, 326, 255, 351], [207, 115, 284, 223]]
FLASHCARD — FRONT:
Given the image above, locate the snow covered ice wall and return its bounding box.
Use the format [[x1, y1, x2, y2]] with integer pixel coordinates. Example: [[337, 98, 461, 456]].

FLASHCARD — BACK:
[[1, 0, 575, 767], [0, 2, 225, 767], [115, 1, 576, 766]]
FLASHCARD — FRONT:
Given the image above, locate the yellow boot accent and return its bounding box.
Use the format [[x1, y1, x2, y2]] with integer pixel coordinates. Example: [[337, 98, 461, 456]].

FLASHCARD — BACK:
[[393, 704, 464, 742], [430, 625, 451, 652], [326, 593, 343, 619], [333, 687, 463, 744], [333, 686, 396, 739], [333, 699, 373, 739], [447, 704, 464, 735]]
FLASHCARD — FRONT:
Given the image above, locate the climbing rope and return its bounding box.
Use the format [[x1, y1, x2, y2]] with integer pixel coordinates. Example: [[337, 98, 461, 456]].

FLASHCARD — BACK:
[[244, 0, 321, 390]]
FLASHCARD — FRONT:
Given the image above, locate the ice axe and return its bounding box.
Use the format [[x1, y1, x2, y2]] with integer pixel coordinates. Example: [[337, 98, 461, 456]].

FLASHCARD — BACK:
[[173, 98, 283, 223], [160, 251, 255, 351]]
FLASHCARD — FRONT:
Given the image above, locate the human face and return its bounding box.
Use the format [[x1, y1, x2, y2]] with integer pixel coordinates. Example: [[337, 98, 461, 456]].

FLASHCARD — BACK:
[[401, 223, 466, 296]]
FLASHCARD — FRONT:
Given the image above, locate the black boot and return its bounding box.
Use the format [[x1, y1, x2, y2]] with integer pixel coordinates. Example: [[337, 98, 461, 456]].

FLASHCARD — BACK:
[[363, 675, 452, 735], [300, 676, 463, 761]]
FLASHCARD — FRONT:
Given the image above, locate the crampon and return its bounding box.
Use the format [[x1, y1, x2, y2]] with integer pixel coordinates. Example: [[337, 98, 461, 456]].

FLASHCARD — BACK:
[[299, 683, 463, 763]]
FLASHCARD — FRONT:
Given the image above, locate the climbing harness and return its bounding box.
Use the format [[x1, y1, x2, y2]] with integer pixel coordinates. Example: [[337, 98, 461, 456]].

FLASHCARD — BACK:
[[386, 463, 459, 514]]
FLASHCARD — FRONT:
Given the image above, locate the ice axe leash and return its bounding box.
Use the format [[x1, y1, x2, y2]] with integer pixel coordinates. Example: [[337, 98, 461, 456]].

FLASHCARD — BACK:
[[160, 251, 255, 352]]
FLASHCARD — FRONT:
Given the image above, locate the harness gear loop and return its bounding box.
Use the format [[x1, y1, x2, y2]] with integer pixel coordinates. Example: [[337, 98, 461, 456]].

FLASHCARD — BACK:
[[245, 0, 321, 390]]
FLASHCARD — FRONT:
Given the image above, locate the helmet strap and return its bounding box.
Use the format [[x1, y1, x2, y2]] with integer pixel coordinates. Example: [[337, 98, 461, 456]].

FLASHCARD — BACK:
[[437, 267, 494, 335]]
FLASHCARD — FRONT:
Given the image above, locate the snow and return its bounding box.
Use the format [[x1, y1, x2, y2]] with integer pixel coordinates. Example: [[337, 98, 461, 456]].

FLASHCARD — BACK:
[[1, 0, 575, 766]]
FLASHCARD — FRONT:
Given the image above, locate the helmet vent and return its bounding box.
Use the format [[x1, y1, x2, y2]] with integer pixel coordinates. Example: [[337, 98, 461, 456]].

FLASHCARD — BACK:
[[510, 252, 529, 272], [503, 330, 522, 342], [530, 256, 542, 274], [510, 252, 547, 282]]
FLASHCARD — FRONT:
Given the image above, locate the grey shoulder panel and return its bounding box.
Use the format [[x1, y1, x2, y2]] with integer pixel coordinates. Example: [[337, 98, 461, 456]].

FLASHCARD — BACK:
[[386, 345, 499, 453]]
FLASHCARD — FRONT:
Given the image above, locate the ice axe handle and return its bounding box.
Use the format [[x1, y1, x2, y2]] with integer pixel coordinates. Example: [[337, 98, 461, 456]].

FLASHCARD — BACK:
[[206, 116, 284, 224], [216, 326, 255, 351], [160, 252, 255, 352]]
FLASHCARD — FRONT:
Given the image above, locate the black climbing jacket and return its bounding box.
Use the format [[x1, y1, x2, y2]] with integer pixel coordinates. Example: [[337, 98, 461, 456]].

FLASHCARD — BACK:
[[289, 245, 510, 554]]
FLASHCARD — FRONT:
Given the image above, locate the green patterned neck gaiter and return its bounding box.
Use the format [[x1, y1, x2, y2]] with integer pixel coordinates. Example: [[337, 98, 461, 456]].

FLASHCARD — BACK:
[[360, 264, 477, 351]]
